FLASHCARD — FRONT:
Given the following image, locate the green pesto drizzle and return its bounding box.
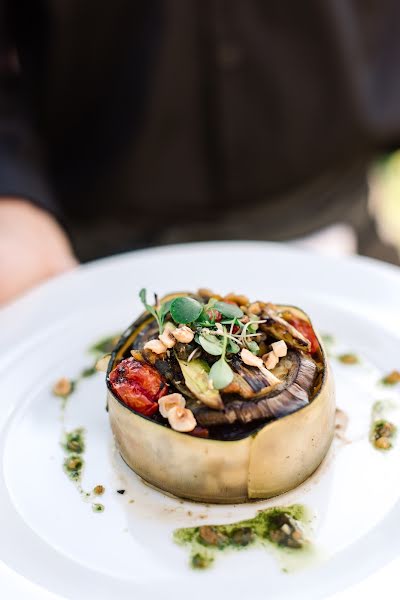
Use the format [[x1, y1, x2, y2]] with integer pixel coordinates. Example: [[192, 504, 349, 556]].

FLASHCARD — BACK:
[[80, 365, 98, 378], [63, 453, 84, 482], [370, 401, 397, 451], [52, 332, 119, 514], [63, 427, 85, 454], [89, 334, 121, 356], [62, 428, 86, 483], [174, 504, 312, 570], [321, 333, 335, 346]]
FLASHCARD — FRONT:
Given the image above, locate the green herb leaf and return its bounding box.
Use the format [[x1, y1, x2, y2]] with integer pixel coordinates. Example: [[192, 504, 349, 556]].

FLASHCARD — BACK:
[[213, 301, 243, 319], [170, 297, 203, 324], [227, 339, 240, 354], [139, 289, 173, 333], [89, 334, 120, 355], [246, 341, 260, 354], [139, 287, 148, 307], [159, 298, 174, 321], [209, 358, 234, 390], [193, 309, 211, 325], [139, 288, 158, 320], [198, 333, 224, 356]]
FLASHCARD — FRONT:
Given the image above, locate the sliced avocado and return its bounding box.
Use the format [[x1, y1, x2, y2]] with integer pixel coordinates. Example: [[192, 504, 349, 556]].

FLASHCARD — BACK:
[[178, 358, 223, 410]]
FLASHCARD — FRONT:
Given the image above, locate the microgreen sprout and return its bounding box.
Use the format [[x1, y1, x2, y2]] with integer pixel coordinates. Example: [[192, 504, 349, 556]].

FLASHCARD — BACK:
[[209, 327, 234, 390], [139, 288, 174, 334], [139, 290, 266, 361]]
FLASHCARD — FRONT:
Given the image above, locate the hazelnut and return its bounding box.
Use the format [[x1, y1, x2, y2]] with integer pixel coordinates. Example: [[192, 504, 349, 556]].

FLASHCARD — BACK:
[[198, 288, 221, 301], [382, 370, 400, 384], [144, 339, 167, 354], [172, 325, 194, 343], [375, 437, 391, 450], [224, 293, 249, 306], [167, 406, 197, 432], [241, 348, 263, 368], [248, 302, 262, 315], [241, 348, 281, 386], [52, 377, 72, 397], [158, 393, 186, 418], [271, 340, 287, 358], [159, 322, 176, 349], [263, 351, 279, 370], [95, 354, 111, 372]]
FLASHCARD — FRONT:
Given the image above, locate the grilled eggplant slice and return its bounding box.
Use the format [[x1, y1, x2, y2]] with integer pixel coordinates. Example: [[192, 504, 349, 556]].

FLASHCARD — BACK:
[[194, 350, 316, 427], [106, 292, 335, 502]]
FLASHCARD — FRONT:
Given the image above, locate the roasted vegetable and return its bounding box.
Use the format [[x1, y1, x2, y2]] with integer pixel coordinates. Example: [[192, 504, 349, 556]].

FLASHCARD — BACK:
[[108, 357, 168, 417], [106, 291, 335, 502], [177, 358, 223, 409], [194, 350, 316, 427]]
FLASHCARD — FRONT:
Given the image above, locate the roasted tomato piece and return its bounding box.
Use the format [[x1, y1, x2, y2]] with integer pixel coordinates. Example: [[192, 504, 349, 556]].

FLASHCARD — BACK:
[[108, 358, 168, 416], [287, 317, 319, 354], [188, 426, 209, 439]]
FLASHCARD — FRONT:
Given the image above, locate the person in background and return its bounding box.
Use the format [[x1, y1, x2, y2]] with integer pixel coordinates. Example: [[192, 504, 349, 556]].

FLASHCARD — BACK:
[[1, 1, 400, 304]]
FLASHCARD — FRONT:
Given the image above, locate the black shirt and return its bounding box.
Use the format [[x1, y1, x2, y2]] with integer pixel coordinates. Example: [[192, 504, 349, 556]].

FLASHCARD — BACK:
[[1, 1, 400, 256]]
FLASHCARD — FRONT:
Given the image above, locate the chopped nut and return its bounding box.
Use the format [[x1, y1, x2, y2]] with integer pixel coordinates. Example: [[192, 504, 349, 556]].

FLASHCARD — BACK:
[[66, 456, 82, 471], [167, 406, 197, 432], [158, 392, 186, 418], [143, 339, 167, 354], [241, 348, 263, 368], [130, 350, 144, 361], [291, 530, 303, 542], [263, 351, 279, 370], [375, 437, 391, 450], [271, 340, 287, 358], [281, 523, 291, 535], [93, 485, 105, 496], [199, 525, 228, 547], [95, 354, 111, 372], [382, 370, 400, 385], [159, 322, 176, 349], [240, 348, 264, 367], [197, 288, 222, 301], [230, 527, 254, 546], [372, 419, 396, 451], [241, 348, 281, 385], [375, 420, 396, 438], [52, 377, 72, 397], [172, 325, 194, 343], [192, 553, 213, 569], [224, 293, 249, 306], [338, 353, 359, 365], [248, 302, 262, 315]]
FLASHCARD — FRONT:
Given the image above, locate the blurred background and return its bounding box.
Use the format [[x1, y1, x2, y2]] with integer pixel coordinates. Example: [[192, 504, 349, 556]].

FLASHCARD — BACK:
[[1, 1, 400, 305]]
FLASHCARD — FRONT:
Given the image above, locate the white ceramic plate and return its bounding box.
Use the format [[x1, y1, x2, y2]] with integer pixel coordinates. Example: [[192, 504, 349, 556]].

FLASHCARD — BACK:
[[1, 241, 400, 600]]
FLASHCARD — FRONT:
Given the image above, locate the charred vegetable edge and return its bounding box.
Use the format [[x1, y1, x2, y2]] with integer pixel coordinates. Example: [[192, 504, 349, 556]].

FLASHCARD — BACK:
[[106, 293, 327, 442]]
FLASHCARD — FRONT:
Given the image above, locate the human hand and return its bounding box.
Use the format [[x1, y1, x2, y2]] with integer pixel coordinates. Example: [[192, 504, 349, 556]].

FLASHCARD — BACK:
[[0, 198, 77, 305]]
